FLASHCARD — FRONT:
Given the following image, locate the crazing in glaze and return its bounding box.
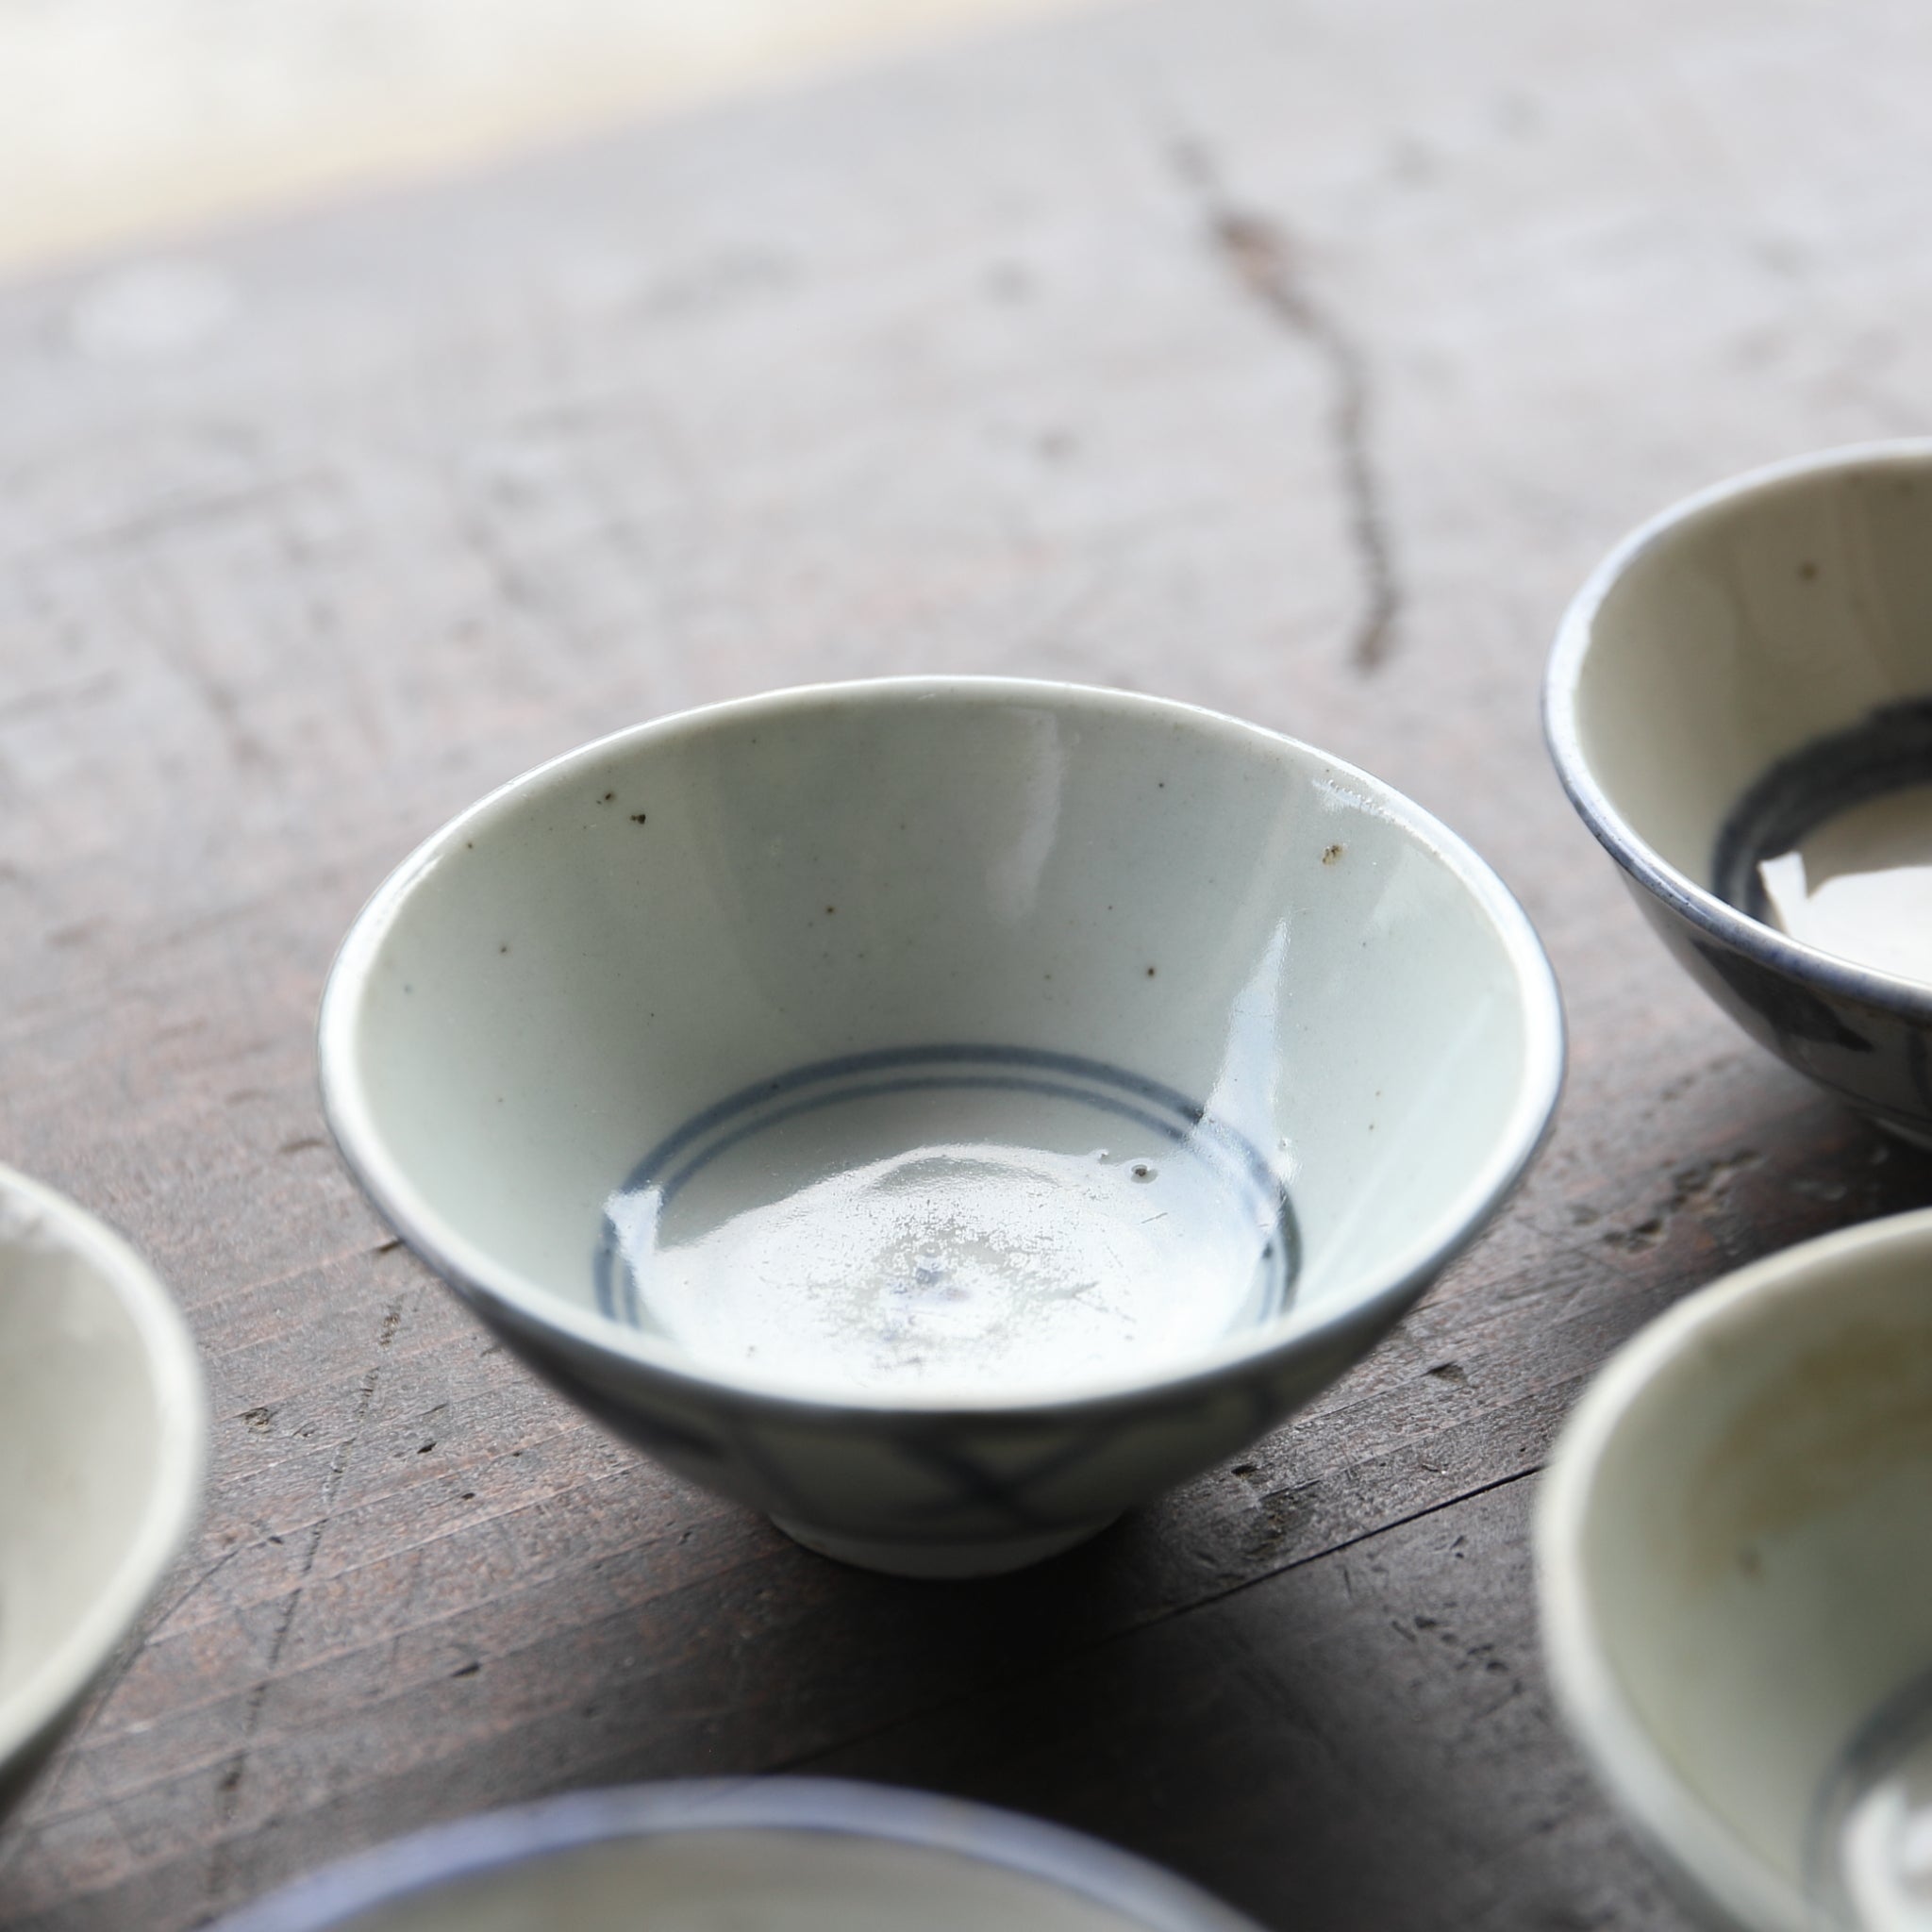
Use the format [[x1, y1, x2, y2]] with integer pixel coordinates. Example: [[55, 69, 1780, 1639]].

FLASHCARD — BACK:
[[597, 1045, 1296, 1398]]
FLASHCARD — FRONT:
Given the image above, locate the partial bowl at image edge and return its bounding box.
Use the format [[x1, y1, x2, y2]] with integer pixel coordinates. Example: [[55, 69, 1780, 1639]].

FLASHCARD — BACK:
[[1536, 1205, 1932, 1932], [0, 1163, 206, 1817], [1542, 439, 1932, 1145], [205, 1778, 1268, 1932]]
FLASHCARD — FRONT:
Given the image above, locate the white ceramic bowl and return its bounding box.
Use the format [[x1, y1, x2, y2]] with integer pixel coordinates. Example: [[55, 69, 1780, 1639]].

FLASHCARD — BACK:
[[0, 1164, 205, 1818], [1546, 441, 1932, 1145], [211, 1779, 1264, 1931], [320, 678, 1563, 1576], [1538, 1208, 1932, 1932]]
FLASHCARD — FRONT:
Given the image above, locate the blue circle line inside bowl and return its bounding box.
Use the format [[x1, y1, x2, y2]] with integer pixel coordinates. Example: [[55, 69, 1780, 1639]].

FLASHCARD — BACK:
[[592, 1042, 1298, 1337]]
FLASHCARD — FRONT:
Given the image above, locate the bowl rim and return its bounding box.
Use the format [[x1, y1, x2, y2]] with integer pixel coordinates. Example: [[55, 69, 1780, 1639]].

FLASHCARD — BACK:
[[209, 1775, 1266, 1931], [0, 1163, 207, 1777], [1534, 1204, 1932, 1932], [1543, 437, 1932, 1022], [318, 675, 1565, 1419]]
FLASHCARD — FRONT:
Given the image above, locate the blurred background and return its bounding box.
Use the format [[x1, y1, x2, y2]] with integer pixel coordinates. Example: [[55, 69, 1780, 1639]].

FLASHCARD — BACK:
[[0, 0, 1095, 274]]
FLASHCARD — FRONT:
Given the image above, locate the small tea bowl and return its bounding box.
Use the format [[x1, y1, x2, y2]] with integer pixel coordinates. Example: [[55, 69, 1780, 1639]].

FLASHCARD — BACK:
[[319, 679, 1562, 1576], [211, 1778, 1264, 1931], [1538, 1208, 1932, 1932], [0, 1164, 205, 1819], [1546, 441, 1932, 1145]]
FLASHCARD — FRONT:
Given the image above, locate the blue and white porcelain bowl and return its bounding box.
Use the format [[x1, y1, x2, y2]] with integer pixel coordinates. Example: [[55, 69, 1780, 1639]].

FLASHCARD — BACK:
[[1546, 441, 1932, 1145], [212, 1778, 1264, 1931], [319, 679, 1562, 1575]]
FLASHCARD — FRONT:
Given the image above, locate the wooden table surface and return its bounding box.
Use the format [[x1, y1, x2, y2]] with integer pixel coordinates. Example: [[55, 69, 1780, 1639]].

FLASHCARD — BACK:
[[4, 1, 1931, 1925]]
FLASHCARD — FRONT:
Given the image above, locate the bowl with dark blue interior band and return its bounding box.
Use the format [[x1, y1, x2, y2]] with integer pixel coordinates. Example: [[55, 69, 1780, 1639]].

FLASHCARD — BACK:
[[319, 678, 1562, 1576], [1547, 441, 1932, 1146]]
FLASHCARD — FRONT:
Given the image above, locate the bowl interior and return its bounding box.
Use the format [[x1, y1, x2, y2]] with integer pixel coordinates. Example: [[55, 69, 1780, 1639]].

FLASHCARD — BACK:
[[1568, 450, 1932, 890], [303, 1827, 1177, 1931], [325, 685, 1556, 1400], [1558, 1222, 1932, 1919], [0, 1174, 201, 1772]]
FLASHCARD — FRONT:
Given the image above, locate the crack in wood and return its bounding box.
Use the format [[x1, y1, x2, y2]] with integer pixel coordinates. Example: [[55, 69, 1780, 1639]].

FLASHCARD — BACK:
[[1170, 136, 1401, 675]]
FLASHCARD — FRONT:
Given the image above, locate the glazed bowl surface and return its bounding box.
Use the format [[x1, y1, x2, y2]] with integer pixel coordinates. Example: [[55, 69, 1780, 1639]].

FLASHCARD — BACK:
[[211, 1778, 1264, 1931], [1546, 441, 1932, 1144], [1538, 1208, 1932, 1932], [0, 1163, 205, 1818], [319, 677, 1562, 1575]]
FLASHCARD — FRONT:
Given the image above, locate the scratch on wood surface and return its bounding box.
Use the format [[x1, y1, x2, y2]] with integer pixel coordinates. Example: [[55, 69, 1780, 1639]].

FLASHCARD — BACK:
[[149, 1545, 245, 1640], [1170, 137, 1401, 675], [450, 498, 545, 620], [1, 468, 336, 574], [195, 1241, 421, 1336], [130, 551, 269, 770], [0, 1539, 250, 1857], [770, 1462, 1542, 1786], [0, 668, 121, 724], [1248, 1459, 1543, 1599], [205, 1297, 402, 1903]]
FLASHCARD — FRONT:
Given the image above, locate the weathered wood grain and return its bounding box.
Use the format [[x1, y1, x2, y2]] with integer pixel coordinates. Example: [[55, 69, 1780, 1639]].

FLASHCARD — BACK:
[[4, 0, 1932, 1924]]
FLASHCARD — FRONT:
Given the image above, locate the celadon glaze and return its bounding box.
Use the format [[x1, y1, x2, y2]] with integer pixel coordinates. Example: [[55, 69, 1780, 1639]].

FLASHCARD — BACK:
[[0, 1166, 206, 1819], [1538, 1208, 1932, 1932], [1546, 441, 1932, 1145], [320, 679, 1563, 1576]]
